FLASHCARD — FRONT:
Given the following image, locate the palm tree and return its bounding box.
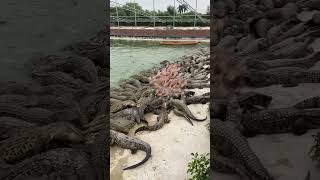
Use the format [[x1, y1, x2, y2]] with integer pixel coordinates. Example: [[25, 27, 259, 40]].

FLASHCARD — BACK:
[[177, 4, 188, 14]]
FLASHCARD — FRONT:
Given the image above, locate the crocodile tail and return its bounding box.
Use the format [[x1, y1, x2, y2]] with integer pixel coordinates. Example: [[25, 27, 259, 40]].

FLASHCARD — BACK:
[[123, 144, 152, 170], [191, 114, 207, 121], [134, 125, 151, 134]]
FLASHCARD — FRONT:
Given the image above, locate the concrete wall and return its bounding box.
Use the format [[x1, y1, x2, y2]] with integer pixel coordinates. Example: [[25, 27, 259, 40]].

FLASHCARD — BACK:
[[111, 27, 210, 38], [0, 0, 107, 81]]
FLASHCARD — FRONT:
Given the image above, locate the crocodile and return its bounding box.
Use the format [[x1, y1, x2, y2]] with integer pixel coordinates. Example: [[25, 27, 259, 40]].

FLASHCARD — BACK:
[[277, 23, 307, 42], [111, 107, 141, 125], [241, 108, 320, 136], [237, 92, 272, 111], [90, 130, 108, 180], [293, 96, 320, 109], [30, 55, 98, 83], [237, 38, 268, 57], [169, 99, 207, 121], [211, 119, 274, 180], [110, 130, 151, 170], [110, 99, 136, 113], [252, 18, 272, 38], [119, 79, 142, 89], [212, 92, 272, 119], [32, 71, 87, 90], [246, 51, 320, 70], [186, 82, 210, 89], [136, 96, 155, 121], [64, 41, 107, 68], [80, 94, 107, 121], [134, 102, 170, 134], [247, 67, 320, 87], [0, 148, 94, 180], [0, 122, 84, 164], [185, 95, 210, 105], [0, 82, 43, 95], [270, 36, 313, 59], [265, 2, 297, 21], [119, 83, 139, 91], [0, 104, 55, 124]]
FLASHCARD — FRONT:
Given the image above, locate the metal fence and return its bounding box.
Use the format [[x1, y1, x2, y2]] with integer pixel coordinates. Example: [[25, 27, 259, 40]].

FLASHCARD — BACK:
[[110, 0, 209, 27]]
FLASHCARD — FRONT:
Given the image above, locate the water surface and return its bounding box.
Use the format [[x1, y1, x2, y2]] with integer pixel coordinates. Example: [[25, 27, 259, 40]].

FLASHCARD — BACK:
[[111, 40, 207, 86]]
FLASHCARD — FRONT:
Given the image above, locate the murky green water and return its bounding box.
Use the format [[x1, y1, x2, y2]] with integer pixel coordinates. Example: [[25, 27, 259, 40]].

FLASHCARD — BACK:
[[110, 39, 207, 86]]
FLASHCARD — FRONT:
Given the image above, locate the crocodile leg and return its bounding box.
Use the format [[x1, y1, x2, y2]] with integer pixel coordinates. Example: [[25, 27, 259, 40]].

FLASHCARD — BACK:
[[134, 105, 169, 134], [173, 108, 194, 126]]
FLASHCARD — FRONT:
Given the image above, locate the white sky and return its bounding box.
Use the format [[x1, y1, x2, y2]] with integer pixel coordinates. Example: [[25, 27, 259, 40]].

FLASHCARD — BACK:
[[112, 0, 210, 14]]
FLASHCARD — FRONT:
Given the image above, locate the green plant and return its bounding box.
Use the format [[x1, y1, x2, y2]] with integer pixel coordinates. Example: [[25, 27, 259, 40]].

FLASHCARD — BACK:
[[187, 152, 210, 180], [309, 131, 320, 162]]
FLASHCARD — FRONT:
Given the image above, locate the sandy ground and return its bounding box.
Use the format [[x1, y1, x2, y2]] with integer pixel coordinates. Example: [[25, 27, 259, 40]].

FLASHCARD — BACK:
[[110, 88, 210, 180], [214, 61, 320, 180]]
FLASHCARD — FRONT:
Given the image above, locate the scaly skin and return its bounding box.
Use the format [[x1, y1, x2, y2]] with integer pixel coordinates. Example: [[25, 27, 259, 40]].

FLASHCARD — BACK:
[[211, 149, 252, 180], [237, 92, 272, 110], [0, 122, 84, 164], [32, 71, 86, 90], [246, 52, 320, 70], [110, 130, 151, 170], [211, 119, 273, 180], [91, 130, 108, 180], [136, 96, 155, 121], [185, 95, 210, 105], [0, 104, 54, 124], [248, 67, 320, 87], [241, 108, 320, 136], [0, 148, 94, 180], [30, 55, 98, 83], [185, 82, 210, 89], [110, 100, 136, 113], [169, 99, 207, 121], [135, 103, 170, 134], [111, 107, 141, 125], [293, 96, 320, 109]]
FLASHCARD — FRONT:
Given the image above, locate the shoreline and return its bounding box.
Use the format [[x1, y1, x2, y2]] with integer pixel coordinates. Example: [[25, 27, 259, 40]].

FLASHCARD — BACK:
[[111, 36, 210, 44]]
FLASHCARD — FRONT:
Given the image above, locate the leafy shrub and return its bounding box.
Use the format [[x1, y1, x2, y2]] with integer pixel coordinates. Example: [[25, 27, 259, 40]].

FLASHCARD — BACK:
[[187, 152, 210, 180]]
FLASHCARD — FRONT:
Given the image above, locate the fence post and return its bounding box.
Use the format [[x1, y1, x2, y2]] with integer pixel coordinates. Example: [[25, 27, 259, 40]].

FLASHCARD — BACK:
[[115, 0, 120, 27], [173, 0, 175, 28], [153, 0, 156, 27], [194, 0, 197, 27], [134, 0, 137, 26]]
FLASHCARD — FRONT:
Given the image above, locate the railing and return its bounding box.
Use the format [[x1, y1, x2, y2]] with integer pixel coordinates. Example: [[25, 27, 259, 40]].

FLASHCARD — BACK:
[[110, 15, 210, 26], [110, 0, 208, 27]]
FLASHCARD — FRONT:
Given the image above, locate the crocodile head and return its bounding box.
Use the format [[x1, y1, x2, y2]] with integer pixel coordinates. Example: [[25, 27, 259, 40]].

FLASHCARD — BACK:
[[47, 122, 84, 143]]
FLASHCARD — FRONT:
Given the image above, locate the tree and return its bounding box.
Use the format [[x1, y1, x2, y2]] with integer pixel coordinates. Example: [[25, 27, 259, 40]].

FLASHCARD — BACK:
[[177, 4, 188, 14], [122, 2, 143, 16], [167, 5, 176, 16]]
